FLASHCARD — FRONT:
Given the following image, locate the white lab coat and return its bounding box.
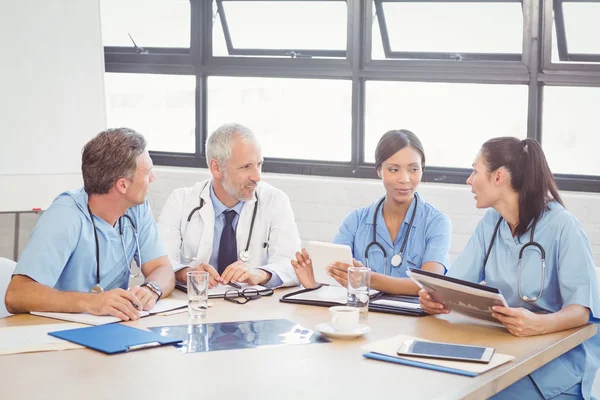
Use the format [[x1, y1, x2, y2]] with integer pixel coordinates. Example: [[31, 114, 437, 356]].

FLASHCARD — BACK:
[[158, 180, 300, 287]]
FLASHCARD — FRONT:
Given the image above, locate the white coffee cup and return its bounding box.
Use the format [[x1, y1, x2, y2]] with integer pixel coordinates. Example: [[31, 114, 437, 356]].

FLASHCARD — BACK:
[[329, 306, 359, 332]]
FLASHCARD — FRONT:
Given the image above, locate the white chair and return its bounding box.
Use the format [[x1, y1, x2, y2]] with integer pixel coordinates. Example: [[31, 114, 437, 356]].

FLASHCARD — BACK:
[[0, 257, 17, 318]]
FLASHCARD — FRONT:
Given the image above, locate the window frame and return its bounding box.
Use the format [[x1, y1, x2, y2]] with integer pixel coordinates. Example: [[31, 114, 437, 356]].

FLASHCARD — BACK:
[[372, 0, 525, 62], [214, 0, 348, 58], [552, 0, 600, 63], [101, 0, 600, 193]]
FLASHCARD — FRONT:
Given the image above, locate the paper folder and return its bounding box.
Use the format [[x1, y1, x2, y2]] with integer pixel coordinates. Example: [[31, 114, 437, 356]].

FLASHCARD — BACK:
[[49, 323, 181, 354]]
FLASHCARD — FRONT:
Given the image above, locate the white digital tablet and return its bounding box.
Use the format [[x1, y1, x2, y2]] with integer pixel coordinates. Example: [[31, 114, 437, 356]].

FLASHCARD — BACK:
[[406, 268, 509, 324], [308, 241, 354, 287]]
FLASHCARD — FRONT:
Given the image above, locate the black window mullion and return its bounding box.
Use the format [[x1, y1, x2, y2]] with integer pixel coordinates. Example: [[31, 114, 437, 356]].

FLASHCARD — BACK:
[[374, 0, 393, 59], [215, 0, 235, 56], [553, 0, 569, 61], [526, 0, 543, 142]]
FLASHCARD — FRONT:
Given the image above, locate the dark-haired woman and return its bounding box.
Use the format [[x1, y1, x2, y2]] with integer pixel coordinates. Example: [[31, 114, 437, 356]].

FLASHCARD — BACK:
[[292, 129, 452, 295], [419, 137, 599, 399]]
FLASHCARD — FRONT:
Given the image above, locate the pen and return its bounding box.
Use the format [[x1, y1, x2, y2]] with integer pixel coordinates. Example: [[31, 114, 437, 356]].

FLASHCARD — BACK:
[[227, 282, 241, 289]]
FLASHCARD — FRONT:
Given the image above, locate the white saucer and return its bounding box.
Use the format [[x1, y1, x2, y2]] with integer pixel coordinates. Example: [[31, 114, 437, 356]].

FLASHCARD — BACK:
[[314, 323, 371, 339]]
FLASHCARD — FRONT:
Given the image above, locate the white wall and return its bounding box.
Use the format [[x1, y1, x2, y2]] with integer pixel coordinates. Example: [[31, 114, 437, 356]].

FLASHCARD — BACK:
[[0, 0, 105, 211], [147, 167, 600, 265]]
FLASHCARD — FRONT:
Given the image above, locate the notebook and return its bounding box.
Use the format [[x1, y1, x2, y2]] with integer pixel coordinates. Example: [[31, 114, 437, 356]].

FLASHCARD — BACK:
[[31, 297, 188, 326], [49, 323, 181, 354], [280, 285, 426, 316]]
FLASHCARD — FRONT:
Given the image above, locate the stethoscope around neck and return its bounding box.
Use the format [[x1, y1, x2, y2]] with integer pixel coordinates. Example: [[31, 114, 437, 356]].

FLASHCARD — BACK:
[[363, 195, 418, 276], [484, 217, 546, 303], [180, 182, 259, 264], [87, 205, 142, 294]]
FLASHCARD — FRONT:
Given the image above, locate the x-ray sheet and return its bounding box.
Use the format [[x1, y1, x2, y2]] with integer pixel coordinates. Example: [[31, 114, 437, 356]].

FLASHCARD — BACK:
[[148, 318, 330, 353]]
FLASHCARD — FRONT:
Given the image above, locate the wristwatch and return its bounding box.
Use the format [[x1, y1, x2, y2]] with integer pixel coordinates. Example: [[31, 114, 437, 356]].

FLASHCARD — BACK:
[[140, 281, 163, 301]]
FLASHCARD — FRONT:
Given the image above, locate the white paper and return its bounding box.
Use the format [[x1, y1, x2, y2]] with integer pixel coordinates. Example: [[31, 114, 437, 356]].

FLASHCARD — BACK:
[[31, 298, 188, 325], [371, 299, 422, 310], [147, 298, 187, 314], [0, 323, 85, 355], [290, 285, 379, 304]]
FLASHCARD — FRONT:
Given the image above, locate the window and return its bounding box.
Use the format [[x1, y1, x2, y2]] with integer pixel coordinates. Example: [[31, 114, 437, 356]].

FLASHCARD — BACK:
[[207, 77, 352, 161], [105, 73, 196, 153], [213, 0, 347, 58], [552, 1, 600, 63], [101, 0, 600, 192], [372, 0, 523, 61], [364, 81, 528, 168], [542, 86, 600, 176], [100, 0, 191, 49]]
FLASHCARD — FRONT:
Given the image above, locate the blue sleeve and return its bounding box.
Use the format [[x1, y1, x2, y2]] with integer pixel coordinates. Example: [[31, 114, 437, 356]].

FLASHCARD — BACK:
[[13, 206, 81, 287], [422, 213, 452, 272], [259, 268, 284, 289], [556, 217, 600, 323], [332, 209, 360, 252], [134, 199, 167, 266], [446, 216, 488, 283]]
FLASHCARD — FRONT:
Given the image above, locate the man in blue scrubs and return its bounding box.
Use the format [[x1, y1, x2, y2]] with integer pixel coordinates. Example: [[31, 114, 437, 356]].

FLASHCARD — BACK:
[[5, 128, 175, 321]]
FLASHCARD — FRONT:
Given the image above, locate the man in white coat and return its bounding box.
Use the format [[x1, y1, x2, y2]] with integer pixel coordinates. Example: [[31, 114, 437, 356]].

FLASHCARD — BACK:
[[158, 123, 300, 288]]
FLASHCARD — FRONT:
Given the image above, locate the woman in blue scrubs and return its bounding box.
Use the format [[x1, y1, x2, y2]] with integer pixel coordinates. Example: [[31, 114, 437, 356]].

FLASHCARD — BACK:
[[419, 137, 600, 399], [292, 129, 452, 295]]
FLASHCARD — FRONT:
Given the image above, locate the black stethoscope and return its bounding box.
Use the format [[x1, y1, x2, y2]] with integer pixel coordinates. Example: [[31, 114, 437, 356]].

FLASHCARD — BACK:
[[87, 205, 142, 294], [364, 195, 418, 276], [483, 217, 546, 303], [180, 182, 259, 264]]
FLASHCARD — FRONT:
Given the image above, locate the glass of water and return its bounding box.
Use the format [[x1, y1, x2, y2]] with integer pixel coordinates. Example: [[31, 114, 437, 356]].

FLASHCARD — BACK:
[[187, 270, 209, 318], [347, 266, 371, 321]]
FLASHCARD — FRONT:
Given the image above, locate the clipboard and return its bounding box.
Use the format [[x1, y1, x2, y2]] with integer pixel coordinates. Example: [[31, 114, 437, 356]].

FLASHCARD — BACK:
[[280, 285, 427, 317], [48, 323, 181, 354]]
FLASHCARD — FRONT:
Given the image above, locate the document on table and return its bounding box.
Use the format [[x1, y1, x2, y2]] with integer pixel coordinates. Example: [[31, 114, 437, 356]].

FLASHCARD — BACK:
[[0, 323, 85, 355], [31, 298, 188, 325]]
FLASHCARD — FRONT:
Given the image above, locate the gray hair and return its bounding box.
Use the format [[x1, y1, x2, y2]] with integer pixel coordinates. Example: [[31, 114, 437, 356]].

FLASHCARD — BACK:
[[205, 123, 259, 166], [82, 127, 147, 195]]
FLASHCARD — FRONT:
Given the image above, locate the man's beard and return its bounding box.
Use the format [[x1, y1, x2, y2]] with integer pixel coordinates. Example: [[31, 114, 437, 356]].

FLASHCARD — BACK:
[[222, 173, 254, 202]]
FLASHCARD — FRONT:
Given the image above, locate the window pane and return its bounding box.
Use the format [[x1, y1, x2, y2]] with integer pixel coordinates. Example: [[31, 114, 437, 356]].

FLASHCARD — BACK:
[[542, 87, 600, 176], [100, 0, 190, 48], [372, 1, 522, 59], [105, 73, 196, 153], [364, 81, 528, 168], [213, 1, 347, 57], [207, 77, 351, 161], [552, 2, 600, 63]]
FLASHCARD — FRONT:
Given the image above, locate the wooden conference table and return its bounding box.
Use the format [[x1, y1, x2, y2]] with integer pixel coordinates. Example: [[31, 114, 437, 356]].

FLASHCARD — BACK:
[[0, 289, 596, 400]]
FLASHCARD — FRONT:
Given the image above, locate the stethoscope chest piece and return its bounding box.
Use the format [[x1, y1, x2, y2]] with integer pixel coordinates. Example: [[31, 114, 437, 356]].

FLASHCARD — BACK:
[[391, 253, 402, 267], [239, 250, 252, 263], [90, 284, 104, 294]]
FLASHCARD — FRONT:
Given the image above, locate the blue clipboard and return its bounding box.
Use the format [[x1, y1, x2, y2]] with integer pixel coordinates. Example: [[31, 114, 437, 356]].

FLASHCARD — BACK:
[[363, 352, 478, 377], [49, 323, 181, 355]]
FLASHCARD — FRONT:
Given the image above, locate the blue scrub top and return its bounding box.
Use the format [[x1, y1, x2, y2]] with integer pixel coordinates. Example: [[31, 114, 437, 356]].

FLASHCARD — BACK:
[[448, 202, 600, 399], [332, 192, 452, 276], [14, 188, 166, 293]]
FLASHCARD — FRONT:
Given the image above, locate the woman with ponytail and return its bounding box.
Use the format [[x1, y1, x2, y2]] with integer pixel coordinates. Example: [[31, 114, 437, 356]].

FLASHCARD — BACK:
[[419, 137, 600, 399]]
